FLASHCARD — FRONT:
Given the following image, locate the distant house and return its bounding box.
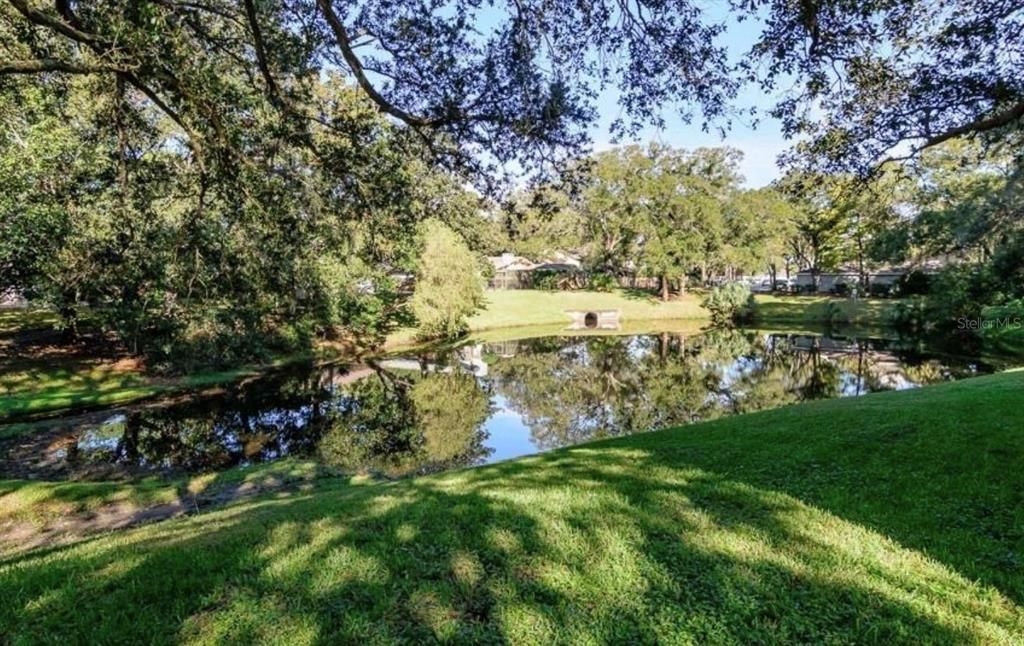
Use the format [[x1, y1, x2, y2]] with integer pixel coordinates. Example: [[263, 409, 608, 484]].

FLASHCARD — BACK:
[[794, 258, 949, 294], [795, 266, 861, 293], [537, 251, 583, 271], [487, 251, 583, 289], [488, 253, 537, 289]]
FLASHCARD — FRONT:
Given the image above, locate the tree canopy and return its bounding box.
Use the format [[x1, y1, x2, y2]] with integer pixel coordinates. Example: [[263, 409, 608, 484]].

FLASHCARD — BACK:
[[4, 1, 1020, 176], [2, 1, 1022, 362]]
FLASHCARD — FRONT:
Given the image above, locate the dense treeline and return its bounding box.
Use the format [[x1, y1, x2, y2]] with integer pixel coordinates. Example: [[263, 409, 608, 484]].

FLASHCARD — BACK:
[[0, 72, 481, 365], [494, 138, 1024, 323]]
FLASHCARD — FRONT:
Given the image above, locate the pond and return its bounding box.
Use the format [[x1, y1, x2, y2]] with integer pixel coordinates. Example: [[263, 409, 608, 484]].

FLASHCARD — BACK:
[[0, 327, 1011, 481]]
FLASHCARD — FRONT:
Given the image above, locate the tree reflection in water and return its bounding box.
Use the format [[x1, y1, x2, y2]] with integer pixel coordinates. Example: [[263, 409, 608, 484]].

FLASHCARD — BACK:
[[0, 330, 999, 481], [487, 329, 991, 451]]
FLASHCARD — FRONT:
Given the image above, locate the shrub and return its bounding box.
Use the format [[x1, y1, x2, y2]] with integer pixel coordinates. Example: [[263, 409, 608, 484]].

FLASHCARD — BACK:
[[824, 300, 851, 325], [589, 272, 618, 292], [702, 283, 756, 325], [887, 296, 930, 333], [411, 220, 484, 340], [532, 270, 563, 291], [314, 256, 402, 347], [924, 264, 1000, 325]]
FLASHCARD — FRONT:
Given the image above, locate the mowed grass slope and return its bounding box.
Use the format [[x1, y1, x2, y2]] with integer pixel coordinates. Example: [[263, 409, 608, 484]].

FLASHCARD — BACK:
[[2, 371, 1023, 643], [753, 294, 900, 325], [467, 288, 708, 330]]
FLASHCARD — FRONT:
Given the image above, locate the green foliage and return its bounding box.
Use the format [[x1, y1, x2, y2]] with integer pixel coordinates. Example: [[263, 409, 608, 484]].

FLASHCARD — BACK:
[[588, 272, 618, 292], [531, 269, 586, 291], [923, 264, 1001, 325], [410, 373, 491, 463], [824, 300, 851, 325], [887, 297, 931, 333], [0, 71, 478, 368], [831, 282, 851, 297], [495, 186, 583, 257], [702, 283, 756, 325], [313, 256, 406, 348], [978, 300, 1024, 354], [532, 270, 562, 291], [867, 282, 895, 298], [411, 220, 484, 340], [576, 144, 745, 295]]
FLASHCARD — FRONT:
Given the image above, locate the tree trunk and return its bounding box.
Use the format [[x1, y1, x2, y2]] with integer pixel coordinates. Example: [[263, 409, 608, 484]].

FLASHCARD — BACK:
[[660, 275, 670, 301]]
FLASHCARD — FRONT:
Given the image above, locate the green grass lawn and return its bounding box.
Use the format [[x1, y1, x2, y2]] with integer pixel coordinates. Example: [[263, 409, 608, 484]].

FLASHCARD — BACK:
[[2, 370, 1022, 643], [469, 288, 708, 329], [0, 360, 306, 422], [753, 294, 901, 326], [388, 288, 710, 347], [0, 308, 60, 336], [0, 461, 335, 529], [0, 304, 349, 421]]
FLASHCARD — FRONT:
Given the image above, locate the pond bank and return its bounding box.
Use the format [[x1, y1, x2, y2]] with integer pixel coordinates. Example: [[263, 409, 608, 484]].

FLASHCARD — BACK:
[[2, 326, 1017, 559], [0, 291, 941, 422], [2, 369, 1022, 642]]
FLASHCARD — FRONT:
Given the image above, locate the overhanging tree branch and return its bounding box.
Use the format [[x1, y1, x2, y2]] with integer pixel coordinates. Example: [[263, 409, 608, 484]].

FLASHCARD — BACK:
[[921, 100, 1024, 149], [0, 58, 123, 75], [877, 100, 1024, 170], [6, 0, 104, 45], [242, 0, 281, 103], [5, 0, 207, 168], [315, 0, 433, 127]]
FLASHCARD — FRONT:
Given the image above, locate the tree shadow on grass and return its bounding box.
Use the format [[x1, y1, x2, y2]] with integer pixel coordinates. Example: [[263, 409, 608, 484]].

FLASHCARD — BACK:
[[2, 446, 1020, 644]]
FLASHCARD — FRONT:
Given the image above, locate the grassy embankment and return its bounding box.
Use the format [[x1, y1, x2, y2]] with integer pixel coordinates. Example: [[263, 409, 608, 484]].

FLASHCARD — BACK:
[[0, 309, 349, 421], [387, 288, 901, 346], [751, 294, 900, 326], [1, 370, 1022, 643]]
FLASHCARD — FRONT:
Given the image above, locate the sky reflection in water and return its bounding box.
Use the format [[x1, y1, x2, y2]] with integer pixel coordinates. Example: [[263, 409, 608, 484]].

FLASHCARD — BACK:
[[0, 328, 1001, 481]]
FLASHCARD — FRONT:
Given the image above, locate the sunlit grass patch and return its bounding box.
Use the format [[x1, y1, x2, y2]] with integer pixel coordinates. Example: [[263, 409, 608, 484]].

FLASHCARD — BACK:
[[754, 294, 901, 325]]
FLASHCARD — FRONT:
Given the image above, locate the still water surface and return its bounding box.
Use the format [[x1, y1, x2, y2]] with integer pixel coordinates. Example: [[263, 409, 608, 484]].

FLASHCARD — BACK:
[[0, 328, 1006, 481]]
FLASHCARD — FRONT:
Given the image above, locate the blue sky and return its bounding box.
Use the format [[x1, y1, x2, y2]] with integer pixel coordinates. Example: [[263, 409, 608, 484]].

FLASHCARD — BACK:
[[586, 13, 791, 188]]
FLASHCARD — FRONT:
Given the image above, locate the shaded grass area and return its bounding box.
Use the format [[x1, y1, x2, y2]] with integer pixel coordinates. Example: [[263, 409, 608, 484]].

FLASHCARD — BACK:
[[1, 371, 1022, 643], [0, 310, 346, 422], [0, 308, 357, 422], [0, 361, 284, 421], [753, 294, 901, 326], [0, 460, 335, 529], [0, 309, 60, 336]]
